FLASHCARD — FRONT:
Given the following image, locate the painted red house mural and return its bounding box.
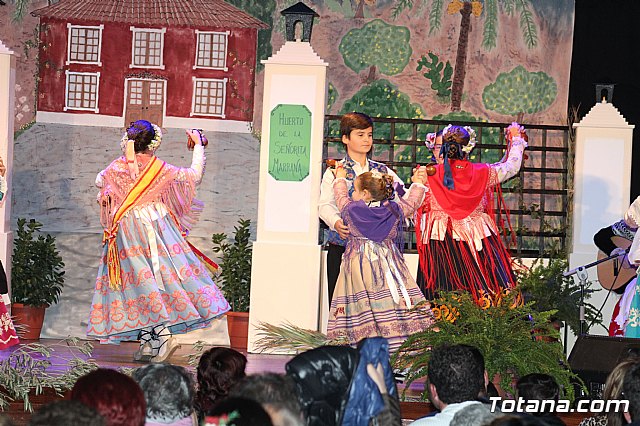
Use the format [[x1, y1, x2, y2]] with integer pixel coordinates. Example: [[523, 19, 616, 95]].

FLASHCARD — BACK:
[[32, 0, 267, 132]]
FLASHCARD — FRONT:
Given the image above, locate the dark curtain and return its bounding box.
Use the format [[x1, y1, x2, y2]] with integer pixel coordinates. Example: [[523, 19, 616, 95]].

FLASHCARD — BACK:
[[569, 0, 640, 202]]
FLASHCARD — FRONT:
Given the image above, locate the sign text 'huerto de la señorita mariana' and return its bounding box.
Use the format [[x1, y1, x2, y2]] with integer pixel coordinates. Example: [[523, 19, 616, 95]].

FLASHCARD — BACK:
[[269, 104, 312, 182]]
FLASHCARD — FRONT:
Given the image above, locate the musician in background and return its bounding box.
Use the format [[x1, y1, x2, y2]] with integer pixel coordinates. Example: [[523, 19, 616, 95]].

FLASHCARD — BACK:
[[594, 198, 639, 337]]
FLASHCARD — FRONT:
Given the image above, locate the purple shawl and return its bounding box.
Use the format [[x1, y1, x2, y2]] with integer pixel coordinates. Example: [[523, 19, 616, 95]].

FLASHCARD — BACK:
[[346, 200, 403, 245]]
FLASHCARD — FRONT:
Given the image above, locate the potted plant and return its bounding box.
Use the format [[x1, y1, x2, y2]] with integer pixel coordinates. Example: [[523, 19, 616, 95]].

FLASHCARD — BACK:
[[212, 218, 252, 350], [11, 218, 65, 339]]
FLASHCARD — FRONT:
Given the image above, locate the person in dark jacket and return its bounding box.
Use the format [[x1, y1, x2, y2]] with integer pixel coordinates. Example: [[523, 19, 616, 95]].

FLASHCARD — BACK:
[[285, 337, 401, 426]]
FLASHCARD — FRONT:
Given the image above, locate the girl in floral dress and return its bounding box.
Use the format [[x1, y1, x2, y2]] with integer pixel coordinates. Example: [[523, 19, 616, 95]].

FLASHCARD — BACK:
[[87, 120, 229, 362]]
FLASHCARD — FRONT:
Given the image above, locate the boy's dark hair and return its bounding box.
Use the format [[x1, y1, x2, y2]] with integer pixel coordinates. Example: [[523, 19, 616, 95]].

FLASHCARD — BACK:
[[29, 400, 106, 426], [516, 373, 560, 403], [623, 362, 640, 422], [229, 372, 302, 417], [427, 344, 485, 404], [340, 112, 373, 138]]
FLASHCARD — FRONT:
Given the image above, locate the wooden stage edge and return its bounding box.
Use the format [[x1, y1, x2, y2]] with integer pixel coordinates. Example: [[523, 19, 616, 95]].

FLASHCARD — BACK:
[[0, 339, 589, 426]]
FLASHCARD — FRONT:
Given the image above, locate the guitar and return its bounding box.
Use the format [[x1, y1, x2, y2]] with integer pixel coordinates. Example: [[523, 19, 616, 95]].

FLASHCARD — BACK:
[[596, 236, 636, 290]]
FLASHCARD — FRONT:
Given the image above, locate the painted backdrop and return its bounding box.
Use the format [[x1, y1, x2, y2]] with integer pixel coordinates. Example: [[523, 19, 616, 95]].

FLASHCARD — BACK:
[[249, 0, 574, 129]]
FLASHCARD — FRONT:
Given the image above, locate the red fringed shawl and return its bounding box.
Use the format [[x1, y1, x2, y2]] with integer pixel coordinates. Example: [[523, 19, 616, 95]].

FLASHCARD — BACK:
[[416, 161, 516, 302]]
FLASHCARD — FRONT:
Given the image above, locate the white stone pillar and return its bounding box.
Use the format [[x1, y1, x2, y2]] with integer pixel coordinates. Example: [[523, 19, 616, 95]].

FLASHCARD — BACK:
[[569, 100, 634, 340], [0, 41, 15, 294], [247, 41, 328, 353]]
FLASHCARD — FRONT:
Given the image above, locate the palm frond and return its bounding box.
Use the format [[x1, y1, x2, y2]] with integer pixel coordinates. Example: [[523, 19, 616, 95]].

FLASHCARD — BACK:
[[429, 0, 445, 35], [182, 340, 210, 367], [391, 0, 414, 19], [253, 322, 348, 354], [515, 0, 537, 48], [0, 338, 98, 412], [500, 0, 515, 15], [482, 0, 499, 50]]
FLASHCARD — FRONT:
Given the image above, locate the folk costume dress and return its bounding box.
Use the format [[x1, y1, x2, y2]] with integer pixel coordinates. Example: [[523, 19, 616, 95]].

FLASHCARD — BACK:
[[327, 178, 434, 351], [87, 145, 230, 343], [415, 136, 527, 304], [0, 265, 18, 350], [611, 196, 640, 338], [0, 175, 18, 350]]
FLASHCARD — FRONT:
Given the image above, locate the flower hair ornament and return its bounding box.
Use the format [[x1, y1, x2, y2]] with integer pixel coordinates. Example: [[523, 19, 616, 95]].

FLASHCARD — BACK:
[[440, 124, 477, 154], [204, 411, 240, 426], [370, 169, 383, 180], [120, 123, 163, 153], [425, 132, 437, 149]]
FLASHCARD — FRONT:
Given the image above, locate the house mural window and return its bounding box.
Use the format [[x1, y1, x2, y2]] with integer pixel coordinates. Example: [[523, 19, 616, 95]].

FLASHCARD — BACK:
[[66, 24, 103, 65], [194, 30, 229, 71], [130, 27, 166, 69], [64, 70, 100, 112], [191, 78, 227, 118]]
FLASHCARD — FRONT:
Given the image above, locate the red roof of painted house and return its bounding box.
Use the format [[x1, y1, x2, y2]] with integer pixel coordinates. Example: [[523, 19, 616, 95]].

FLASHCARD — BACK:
[[32, 0, 269, 29]]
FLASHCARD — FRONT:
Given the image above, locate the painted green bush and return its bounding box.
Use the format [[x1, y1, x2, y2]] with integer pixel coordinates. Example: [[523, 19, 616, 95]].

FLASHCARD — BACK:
[[339, 19, 412, 77], [482, 66, 557, 115], [416, 52, 453, 99], [332, 79, 425, 139], [327, 83, 338, 113]]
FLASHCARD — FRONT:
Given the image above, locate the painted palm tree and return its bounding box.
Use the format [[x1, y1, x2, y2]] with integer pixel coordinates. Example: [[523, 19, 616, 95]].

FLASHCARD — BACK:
[[425, 0, 538, 111], [353, 0, 376, 19]]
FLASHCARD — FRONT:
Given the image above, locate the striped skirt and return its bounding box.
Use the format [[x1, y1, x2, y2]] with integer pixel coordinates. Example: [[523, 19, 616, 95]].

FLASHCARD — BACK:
[[327, 241, 434, 352]]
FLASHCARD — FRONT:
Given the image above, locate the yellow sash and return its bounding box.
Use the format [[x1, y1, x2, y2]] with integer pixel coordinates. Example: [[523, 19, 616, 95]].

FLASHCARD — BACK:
[[104, 157, 165, 290]]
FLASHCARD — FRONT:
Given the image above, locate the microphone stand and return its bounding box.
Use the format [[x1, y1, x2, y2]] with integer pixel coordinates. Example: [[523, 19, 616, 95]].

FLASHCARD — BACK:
[[563, 250, 628, 335]]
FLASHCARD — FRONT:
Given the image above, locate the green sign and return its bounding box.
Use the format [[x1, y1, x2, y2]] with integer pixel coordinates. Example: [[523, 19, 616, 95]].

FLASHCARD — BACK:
[[269, 104, 312, 182]]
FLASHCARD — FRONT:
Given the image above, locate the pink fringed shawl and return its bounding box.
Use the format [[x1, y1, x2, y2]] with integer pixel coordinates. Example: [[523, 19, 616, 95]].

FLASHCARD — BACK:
[[98, 156, 203, 289]]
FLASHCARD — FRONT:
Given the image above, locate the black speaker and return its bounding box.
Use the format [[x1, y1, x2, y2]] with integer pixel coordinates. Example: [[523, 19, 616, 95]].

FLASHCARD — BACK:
[[569, 334, 640, 398]]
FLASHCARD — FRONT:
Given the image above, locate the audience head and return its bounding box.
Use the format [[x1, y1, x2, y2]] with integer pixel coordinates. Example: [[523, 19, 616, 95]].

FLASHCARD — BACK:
[[623, 361, 640, 423], [205, 397, 273, 426], [0, 415, 13, 426], [286, 345, 358, 426], [427, 344, 486, 407], [71, 368, 146, 426], [132, 363, 194, 424], [451, 402, 500, 426], [603, 360, 637, 426], [516, 373, 560, 402], [195, 347, 247, 416], [229, 373, 304, 425], [29, 400, 106, 426], [488, 415, 544, 426]]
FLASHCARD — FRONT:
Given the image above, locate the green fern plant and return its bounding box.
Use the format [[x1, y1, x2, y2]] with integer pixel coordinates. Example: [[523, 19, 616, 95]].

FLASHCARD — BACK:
[[393, 291, 580, 401], [211, 219, 252, 312], [516, 257, 601, 335]]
